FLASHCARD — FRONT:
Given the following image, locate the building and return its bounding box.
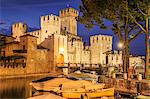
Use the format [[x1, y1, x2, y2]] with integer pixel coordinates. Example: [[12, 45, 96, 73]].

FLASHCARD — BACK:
[[90, 35, 112, 66], [0, 7, 145, 76]]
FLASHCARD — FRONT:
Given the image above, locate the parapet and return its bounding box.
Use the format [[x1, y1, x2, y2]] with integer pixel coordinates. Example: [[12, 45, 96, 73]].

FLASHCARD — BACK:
[[59, 7, 79, 17], [90, 34, 112, 43], [12, 22, 27, 30], [41, 14, 60, 23]]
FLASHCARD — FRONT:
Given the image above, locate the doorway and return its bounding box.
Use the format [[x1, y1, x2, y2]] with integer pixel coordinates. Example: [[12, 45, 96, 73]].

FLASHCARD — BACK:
[[57, 54, 64, 66]]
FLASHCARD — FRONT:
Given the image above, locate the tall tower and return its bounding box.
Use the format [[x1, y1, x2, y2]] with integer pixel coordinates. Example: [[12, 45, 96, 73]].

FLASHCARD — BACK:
[[40, 14, 61, 42], [90, 35, 112, 65], [12, 22, 27, 41], [59, 7, 79, 35]]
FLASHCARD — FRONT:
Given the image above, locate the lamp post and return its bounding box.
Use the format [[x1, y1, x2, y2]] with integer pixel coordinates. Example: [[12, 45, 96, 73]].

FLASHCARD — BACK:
[[117, 42, 124, 73]]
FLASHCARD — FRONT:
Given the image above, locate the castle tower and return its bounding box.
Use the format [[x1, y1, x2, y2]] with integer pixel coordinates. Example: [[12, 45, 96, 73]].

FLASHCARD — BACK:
[[20, 34, 38, 73], [90, 35, 112, 65], [59, 7, 79, 35], [40, 14, 61, 42], [12, 22, 27, 41]]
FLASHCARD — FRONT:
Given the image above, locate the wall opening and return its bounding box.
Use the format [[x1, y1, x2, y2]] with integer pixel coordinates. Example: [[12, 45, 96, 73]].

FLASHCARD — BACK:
[[57, 54, 64, 67]]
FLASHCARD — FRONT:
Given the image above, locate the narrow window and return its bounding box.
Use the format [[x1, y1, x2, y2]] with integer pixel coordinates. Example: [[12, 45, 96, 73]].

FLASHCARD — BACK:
[[23, 45, 25, 50], [47, 16, 49, 20], [63, 38, 64, 47], [93, 38, 94, 43]]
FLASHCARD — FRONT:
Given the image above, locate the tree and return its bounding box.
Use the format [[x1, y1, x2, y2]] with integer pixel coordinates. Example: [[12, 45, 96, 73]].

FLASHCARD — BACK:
[[79, 0, 149, 77], [128, 0, 150, 78]]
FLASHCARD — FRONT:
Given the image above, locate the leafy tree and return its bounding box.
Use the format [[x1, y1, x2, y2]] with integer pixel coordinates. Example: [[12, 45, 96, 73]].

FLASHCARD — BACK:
[[79, 0, 149, 77], [128, 0, 150, 78]]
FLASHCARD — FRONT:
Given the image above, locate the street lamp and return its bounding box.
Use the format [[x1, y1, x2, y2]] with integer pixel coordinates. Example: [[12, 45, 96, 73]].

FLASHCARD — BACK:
[[117, 42, 124, 49], [117, 42, 124, 73]]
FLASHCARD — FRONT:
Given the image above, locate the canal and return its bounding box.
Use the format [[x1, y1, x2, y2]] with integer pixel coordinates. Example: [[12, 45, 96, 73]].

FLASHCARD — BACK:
[[0, 76, 47, 99]]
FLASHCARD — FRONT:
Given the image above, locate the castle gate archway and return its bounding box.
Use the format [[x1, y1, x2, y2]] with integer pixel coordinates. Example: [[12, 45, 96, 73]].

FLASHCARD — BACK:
[[57, 54, 64, 66]]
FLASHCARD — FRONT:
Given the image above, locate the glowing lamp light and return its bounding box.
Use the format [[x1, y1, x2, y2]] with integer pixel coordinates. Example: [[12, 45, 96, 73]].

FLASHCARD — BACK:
[[59, 48, 64, 54], [118, 42, 123, 49]]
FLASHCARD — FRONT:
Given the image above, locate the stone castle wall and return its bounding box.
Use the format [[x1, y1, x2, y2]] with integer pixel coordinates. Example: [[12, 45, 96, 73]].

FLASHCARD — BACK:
[[0, 62, 26, 76]]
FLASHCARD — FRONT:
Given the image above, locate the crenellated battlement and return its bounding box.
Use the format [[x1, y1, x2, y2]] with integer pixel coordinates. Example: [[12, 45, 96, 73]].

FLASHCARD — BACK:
[[12, 22, 28, 41], [90, 35, 112, 44], [12, 22, 27, 32], [40, 14, 61, 42], [59, 7, 79, 17], [59, 7, 78, 35], [41, 14, 60, 25]]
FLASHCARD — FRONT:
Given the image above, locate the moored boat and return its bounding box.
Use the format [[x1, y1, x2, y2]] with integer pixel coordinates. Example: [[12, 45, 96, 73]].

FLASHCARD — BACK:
[[62, 88, 114, 99], [29, 77, 114, 99]]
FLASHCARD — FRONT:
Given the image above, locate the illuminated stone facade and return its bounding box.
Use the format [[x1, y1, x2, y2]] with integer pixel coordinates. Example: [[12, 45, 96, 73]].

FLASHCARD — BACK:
[[90, 35, 112, 66], [0, 7, 145, 75]]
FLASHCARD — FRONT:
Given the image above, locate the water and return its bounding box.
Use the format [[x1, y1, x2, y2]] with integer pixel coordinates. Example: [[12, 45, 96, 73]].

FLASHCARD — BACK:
[[0, 76, 133, 99], [0, 76, 46, 99]]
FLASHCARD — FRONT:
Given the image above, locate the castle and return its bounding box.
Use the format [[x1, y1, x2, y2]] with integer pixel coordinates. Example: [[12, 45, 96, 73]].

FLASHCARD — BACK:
[[0, 7, 144, 76]]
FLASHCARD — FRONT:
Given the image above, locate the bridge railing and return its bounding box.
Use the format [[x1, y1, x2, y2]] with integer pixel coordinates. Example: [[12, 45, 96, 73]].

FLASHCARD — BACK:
[[57, 63, 102, 68]]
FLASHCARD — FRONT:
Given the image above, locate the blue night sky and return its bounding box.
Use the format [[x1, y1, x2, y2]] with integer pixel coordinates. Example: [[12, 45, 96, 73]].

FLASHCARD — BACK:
[[0, 0, 145, 55]]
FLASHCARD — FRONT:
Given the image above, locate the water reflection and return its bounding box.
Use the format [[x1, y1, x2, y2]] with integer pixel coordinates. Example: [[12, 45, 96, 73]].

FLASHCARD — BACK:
[[0, 77, 44, 99]]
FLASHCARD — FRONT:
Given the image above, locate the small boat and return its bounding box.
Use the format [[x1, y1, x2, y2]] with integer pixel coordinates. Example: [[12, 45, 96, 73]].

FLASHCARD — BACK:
[[30, 78, 73, 92], [67, 71, 99, 83], [28, 93, 66, 99], [62, 88, 114, 99], [86, 88, 115, 98], [30, 77, 114, 99], [136, 95, 150, 99], [59, 80, 113, 98]]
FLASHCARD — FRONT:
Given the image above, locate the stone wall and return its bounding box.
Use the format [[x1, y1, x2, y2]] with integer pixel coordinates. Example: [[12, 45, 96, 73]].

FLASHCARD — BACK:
[[0, 62, 26, 76], [90, 35, 112, 65], [12, 22, 27, 41], [59, 8, 78, 35], [41, 14, 61, 42]]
